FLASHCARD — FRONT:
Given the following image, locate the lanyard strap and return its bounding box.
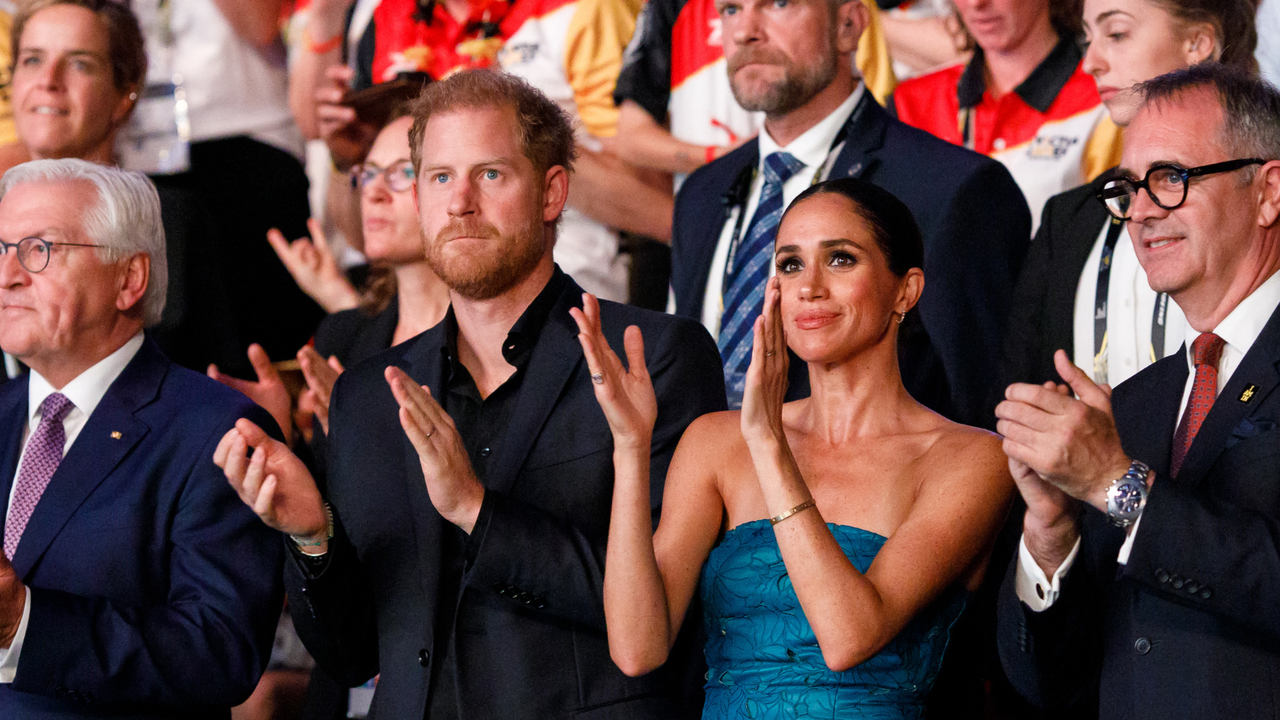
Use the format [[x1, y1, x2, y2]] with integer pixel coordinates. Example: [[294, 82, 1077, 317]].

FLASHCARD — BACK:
[[722, 114, 858, 277], [1093, 219, 1125, 385], [1150, 290, 1170, 364], [1094, 219, 1171, 382]]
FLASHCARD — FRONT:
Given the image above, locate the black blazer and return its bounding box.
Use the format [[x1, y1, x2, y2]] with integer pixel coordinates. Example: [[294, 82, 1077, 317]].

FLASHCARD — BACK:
[[671, 92, 1032, 427], [0, 338, 284, 718], [997, 302, 1280, 719], [286, 274, 727, 720], [1001, 176, 1111, 388]]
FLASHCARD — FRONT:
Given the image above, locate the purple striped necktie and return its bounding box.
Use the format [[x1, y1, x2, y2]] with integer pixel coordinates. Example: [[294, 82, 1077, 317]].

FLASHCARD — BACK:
[[5, 393, 75, 559]]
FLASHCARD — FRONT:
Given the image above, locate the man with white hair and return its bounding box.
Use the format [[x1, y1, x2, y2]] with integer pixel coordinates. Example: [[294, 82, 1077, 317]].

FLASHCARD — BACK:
[[0, 158, 284, 718]]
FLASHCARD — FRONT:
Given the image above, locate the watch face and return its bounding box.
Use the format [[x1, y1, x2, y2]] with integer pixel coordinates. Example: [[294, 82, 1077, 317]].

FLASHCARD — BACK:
[[1113, 481, 1144, 515]]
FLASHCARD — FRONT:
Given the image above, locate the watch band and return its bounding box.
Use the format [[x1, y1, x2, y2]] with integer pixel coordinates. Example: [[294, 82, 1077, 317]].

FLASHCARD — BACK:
[[290, 503, 334, 548], [1105, 460, 1151, 528]]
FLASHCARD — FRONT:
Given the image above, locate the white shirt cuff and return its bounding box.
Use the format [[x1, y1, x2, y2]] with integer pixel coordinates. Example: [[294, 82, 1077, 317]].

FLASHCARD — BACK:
[[0, 585, 31, 682], [1116, 513, 1143, 565], [1015, 533, 1081, 612]]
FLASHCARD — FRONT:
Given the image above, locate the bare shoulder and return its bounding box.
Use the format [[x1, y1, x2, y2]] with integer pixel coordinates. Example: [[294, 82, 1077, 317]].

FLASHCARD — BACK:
[[676, 410, 747, 458], [920, 421, 1010, 490]]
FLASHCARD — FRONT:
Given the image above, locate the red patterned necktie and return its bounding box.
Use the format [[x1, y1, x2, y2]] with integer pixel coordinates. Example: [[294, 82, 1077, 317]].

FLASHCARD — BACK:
[[1170, 333, 1226, 478], [5, 393, 75, 559]]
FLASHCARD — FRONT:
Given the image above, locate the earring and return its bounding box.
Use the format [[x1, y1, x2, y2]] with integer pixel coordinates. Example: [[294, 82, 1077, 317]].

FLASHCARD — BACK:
[[896, 311, 906, 324]]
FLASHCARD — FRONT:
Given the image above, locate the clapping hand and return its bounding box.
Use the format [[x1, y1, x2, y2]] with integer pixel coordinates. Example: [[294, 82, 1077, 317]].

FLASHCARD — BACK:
[[208, 344, 293, 446], [298, 346, 345, 435], [996, 350, 1132, 510], [996, 350, 1133, 575], [740, 277, 789, 444], [569, 293, 656, 450], [267, 219, 359, 314], [0, 552, 24, 649], [214, 419, 328, 543], [385, 367, 485, 533]]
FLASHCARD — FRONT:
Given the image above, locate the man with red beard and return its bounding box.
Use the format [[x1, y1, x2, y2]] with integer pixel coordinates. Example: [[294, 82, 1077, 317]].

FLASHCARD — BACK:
[[215, 69, 725, 720]]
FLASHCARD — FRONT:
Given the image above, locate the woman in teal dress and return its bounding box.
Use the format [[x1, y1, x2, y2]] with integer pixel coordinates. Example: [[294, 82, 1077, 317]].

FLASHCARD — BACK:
[[572, 178, 1014, 719]]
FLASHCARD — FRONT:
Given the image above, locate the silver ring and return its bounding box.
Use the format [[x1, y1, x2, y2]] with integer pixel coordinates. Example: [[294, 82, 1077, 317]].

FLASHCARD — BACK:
[[425, 429, 434, 438], [591, 373, 605, 385], [765, 352, 775, 357]]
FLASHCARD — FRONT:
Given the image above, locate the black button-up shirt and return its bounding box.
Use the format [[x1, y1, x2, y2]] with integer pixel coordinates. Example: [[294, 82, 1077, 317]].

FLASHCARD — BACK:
[[425, 268, 567, 720]]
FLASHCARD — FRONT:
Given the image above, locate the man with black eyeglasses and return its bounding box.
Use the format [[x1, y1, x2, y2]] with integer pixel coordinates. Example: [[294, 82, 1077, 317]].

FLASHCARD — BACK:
[[0, 159, 284, 718], [995, 63, 1280, 720]]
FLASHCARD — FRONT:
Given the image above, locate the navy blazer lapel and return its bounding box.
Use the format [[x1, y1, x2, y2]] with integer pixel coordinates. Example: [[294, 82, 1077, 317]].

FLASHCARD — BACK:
[[0, 377, 29, 511], [827, 92, 889, 181], [1176, 304, 1280, 487], [1115, 351, 1186, 484], [678, 148, 757, 320], [10, 341, 162, 577], [486, 282, 584, 496]]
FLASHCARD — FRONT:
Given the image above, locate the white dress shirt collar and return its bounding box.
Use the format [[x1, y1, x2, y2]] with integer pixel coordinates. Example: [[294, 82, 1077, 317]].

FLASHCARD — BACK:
[[757, 83, 865, 172], [27, 333, 145, 426], [1183, 269, 1280, 372]]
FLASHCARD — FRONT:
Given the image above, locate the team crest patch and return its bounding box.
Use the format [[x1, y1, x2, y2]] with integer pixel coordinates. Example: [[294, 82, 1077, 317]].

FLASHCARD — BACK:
[[499, 43, 539, 65], [1029, 135, 1079, 159]]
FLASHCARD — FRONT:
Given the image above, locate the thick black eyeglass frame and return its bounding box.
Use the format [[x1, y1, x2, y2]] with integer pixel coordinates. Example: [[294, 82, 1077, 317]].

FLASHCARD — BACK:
[[1095, 158, 1267, 220], [0, 236, 101, 273]]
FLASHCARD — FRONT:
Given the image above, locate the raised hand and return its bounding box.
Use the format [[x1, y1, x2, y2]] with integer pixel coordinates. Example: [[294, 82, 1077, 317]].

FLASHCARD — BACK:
[[385, 367, 485, 533], [996, 350, 1132, 512], [266, 218, 359, 314], [209, 344, 293, 446], [741, 276, 789, 444], [0, 551, 24, 648], [214, 419, 327, 542], [298, 345, 345, 435], [569, 293, 656, 449]]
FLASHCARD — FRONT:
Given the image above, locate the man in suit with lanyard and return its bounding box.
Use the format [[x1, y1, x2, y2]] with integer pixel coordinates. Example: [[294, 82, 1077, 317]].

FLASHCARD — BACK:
[[670, 0, 1031, 426], [996, 63, 1280, 718], [216, 69, 726, 719]]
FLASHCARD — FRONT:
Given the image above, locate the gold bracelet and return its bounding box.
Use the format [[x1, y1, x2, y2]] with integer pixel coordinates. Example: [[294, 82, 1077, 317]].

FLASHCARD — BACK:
[[769, 498, 817, 526]]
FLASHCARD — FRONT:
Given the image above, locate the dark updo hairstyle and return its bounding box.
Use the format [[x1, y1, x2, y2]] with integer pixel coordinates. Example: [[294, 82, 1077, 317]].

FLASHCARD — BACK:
[[782, 178, 924, 279]]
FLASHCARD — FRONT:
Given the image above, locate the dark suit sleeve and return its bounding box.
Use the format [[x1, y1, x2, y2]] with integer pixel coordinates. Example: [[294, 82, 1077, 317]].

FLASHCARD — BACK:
[[462, 318, 726, 630], [996, 531, 1106, 710], [283, 372, 381, 688], [1119, 478, 1280, 642], [999, 196, 1058, 389], [12, 404, 285, 708], [924, 159, 1031, 428]]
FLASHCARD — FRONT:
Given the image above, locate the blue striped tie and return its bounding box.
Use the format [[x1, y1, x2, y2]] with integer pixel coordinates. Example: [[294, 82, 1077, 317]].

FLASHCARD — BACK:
[[718, 151, 805, 408]]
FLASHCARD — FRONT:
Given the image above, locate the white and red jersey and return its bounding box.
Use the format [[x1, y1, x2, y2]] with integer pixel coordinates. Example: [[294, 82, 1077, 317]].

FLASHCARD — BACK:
[[892, 38, 1122, 232], [615, 0, 896, 155], [500, 0, 643, 301]]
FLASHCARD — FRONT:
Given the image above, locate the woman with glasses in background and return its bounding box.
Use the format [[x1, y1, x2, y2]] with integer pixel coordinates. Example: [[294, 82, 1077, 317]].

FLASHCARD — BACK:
[[1000, 0, 1257, 394]]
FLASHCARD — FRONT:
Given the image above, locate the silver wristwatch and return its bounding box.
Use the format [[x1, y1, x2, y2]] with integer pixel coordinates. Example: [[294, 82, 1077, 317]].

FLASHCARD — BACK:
[[1105, 460, 1151, 528]]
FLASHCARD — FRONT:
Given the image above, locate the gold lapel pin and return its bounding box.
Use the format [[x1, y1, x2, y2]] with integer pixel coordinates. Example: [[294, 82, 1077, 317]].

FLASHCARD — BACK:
[[111, 431, 122, 439], [1239, 384, 1258, 404]]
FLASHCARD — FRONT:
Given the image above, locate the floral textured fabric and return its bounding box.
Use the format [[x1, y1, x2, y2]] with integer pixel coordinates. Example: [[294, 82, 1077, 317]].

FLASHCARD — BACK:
[[699, 520, 967, 719]]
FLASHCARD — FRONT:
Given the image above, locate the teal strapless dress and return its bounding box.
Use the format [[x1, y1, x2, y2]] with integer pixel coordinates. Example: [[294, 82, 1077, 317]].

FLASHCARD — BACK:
[[699, 520, 966, 719]]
